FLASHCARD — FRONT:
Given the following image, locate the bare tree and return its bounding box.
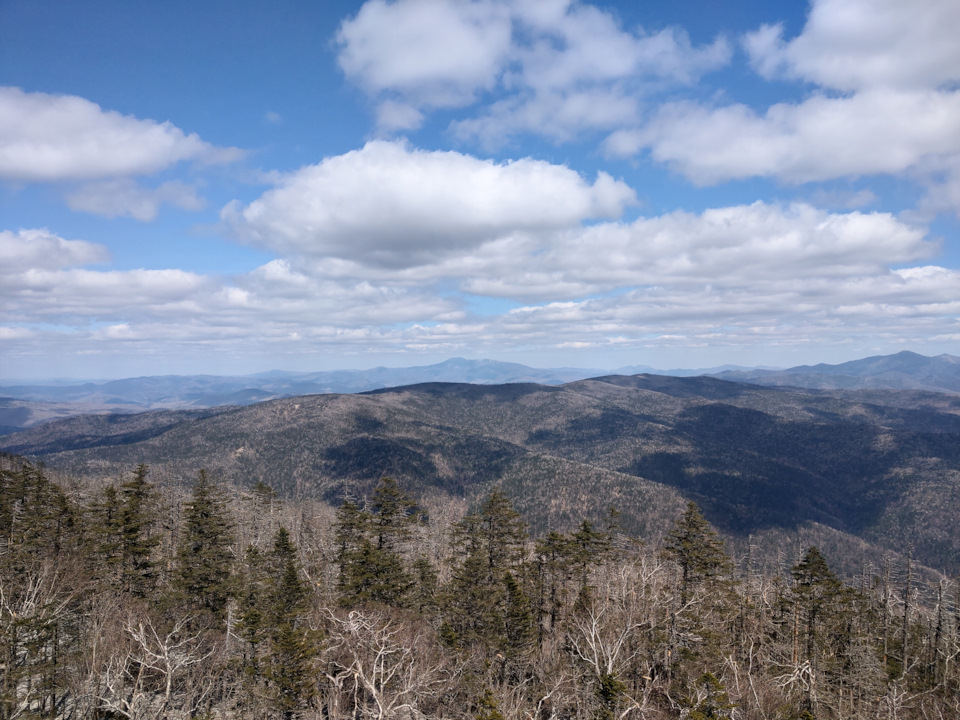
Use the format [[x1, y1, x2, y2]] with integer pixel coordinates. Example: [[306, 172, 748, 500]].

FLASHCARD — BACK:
[[95, 615, 213, 719], [320, 609, 450, 720]]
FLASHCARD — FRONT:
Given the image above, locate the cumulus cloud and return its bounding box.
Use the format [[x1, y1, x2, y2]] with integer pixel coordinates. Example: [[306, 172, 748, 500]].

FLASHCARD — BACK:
[[337, 0, 729, 138], [3, 197, 955, 373], [631, 89, 960, 184], [744, 0, 960, 91], [612, 0, 960, 217], [449, 202, 933, 300], [222, 140, 635, 268], [0, 87, 241, 182], [3, 267, 213, 323], [0, 228, 109, 272], [66, 179, 205, 221], [0, 225, 462, 347], [337, 0, 513, 115]]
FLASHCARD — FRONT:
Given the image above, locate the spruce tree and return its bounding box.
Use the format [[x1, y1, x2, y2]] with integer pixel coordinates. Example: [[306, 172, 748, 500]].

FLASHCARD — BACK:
[[118, 463, 160, 597], [570, 519, 615, 606], [173, 469, 236, 619], [89, 484, 123, 577], [236, 544, 269, 679], [663, 502, 735, 684], [334, 477, 421, 608], [265, 527, 315, 718], [790, 546, 848, 663], [534, 531, 572, 643], [787, 546, 847, 715], [446, 489, 530, 651], [663, 502, 732, 606], [503, 571, 535, 657]]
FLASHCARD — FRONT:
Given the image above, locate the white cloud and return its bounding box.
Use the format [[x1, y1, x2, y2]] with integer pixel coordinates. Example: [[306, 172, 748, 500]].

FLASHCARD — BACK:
[[337, 0, 729, 141], [609, 0, 960, 220], [0, 87, 241, 182], [222, 140, 635, 268], [66, 179, 205, 221], [0, 228, 109, 272], [375, 100, 425, 132], [337, 0, 513, 112], [914, 160, 960, 220], [3, 268, 212, 322], [0, 224, 462, 340], [450, 202, 933, 300], [807, 188, 878, 210], [744, 0, 960, 91], [3, 197, 956, 373], [633, 89, 960, 184]]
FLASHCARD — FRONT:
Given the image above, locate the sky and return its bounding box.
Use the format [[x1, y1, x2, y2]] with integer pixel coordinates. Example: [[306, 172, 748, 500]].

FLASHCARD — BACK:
[[2, 0, 960, 379]]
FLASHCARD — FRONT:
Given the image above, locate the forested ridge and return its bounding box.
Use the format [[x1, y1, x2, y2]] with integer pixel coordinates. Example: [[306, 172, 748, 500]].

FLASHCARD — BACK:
[[6, 374, 960, 577], [2, 454, 958, 719]]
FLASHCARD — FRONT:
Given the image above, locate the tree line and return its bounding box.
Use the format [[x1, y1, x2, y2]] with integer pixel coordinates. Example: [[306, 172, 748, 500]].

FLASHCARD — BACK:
[[1, 453, 958, 719]]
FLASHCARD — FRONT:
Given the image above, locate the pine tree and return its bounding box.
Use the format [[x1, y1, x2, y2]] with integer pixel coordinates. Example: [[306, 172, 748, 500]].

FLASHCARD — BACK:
[[662, 502, 735, 685], [0, 459, 82, 718], [369, 476, 422, 551], [684, 672, 736, 719], [787, 546, 851, 715], [570, 519, 615, 606], [474, 688, 505, 720], [89, 484, 123, 579]]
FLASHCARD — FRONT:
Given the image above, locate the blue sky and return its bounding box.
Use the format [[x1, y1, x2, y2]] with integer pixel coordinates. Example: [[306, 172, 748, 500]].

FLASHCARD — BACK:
[[2, 0, 959, 379]]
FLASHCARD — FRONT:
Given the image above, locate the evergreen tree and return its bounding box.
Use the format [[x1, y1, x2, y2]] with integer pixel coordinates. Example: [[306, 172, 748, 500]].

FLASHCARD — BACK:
[[791, 547, 845, 656], [570, 519, 615, 606], [446, 489, 530, 651], [790, 546, 848, 663], [118, 463, 160, 597], [534, 531, 574, 639], [264, 527, 315, 719], [334, 477, 421, 608], [474, 687, 505, 720], [684, 672, 736, 719], [89, 484, 124, 580], [0, 459, 82, 718], [596, 672, 627, 720], [173, 469, 236, 619], [1, 460, 76, 561], [236, 545, 269, 680], [503, 571, 535, 656], [663, 502, 732, 606], [368, 476, 422, 551], [663, 502, 735, 685]]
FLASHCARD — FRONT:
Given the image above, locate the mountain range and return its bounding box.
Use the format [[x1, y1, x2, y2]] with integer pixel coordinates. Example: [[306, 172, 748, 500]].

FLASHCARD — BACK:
[[4, 369, 960, 578], [2, 351, 958, 433], [713, 350, 960, 393]]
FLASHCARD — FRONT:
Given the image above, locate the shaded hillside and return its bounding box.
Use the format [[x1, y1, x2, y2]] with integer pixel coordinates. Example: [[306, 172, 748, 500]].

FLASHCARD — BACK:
[[4, 374, 960, 572]]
